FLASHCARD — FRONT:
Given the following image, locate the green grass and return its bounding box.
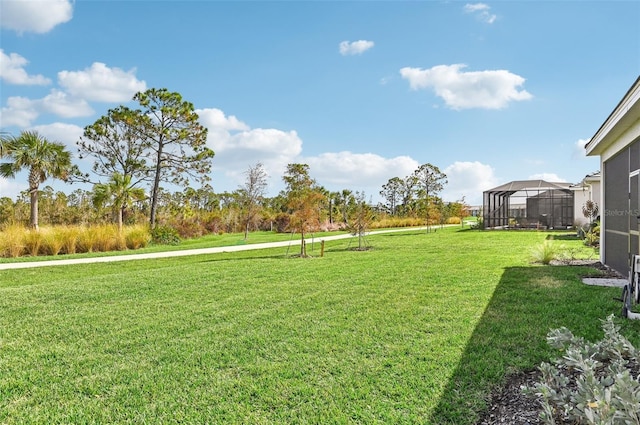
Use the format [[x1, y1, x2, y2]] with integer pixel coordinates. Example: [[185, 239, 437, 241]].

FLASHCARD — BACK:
[[1, 228, 637, 424]]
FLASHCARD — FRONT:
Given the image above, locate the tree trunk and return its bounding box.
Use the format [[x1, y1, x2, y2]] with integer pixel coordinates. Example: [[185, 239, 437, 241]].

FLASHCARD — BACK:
[[329, 199, 333, 224], [149, 145, 164, 229], [118, 206, 124, 233], [29, 186, 39, 230], [425, 189, 430, 233]]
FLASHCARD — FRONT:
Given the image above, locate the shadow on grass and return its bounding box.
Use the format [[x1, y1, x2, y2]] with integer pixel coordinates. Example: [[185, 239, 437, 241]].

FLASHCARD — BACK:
[[198, 254, 290, 263], [545, 233, 581, 241], [429, 264, 622, 425]]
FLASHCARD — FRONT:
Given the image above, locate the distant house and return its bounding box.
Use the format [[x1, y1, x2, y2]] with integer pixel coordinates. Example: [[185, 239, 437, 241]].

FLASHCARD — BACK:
[[570, 171, 601, 227], [585, 76, 640, 275]]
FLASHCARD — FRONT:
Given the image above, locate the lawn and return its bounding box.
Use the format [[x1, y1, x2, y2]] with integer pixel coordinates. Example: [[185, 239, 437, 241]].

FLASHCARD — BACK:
[[1, 228, 638, 424]]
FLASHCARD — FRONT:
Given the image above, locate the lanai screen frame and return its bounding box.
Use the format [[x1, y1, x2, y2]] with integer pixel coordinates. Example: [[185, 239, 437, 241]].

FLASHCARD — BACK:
[[483, 180, 575, 229]]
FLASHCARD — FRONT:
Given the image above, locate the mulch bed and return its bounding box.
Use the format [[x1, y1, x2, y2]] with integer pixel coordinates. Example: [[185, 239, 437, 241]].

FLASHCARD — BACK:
[[478, 261, 635, 424], [477, 370, 543, 425]]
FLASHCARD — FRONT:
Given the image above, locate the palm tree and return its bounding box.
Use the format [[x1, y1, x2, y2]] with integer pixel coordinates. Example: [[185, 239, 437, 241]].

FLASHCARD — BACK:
[[93, 173, 146, 232], [0, 132, 9, 156], [0, 131, 73, 230]]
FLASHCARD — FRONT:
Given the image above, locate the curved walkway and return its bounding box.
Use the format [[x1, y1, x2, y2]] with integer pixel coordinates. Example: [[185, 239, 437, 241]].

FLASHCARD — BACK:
[[0, 227, 436, 270]]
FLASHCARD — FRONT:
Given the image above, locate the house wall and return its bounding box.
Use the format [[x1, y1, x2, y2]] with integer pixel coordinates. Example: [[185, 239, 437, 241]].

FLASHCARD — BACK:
[[586, 77, 640, 275], [601, 137, 640, 275]]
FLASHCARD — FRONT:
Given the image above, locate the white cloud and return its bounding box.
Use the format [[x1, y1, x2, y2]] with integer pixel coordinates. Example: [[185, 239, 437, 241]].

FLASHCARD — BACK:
[[0, 96, 39, 127], [339, 40, 375, 56], [0, 0, 73, 34], [58, 62, 147, 102], [572, 138, 590, 159], [197, 108, 249, 132], [216, 128, 304, 191], [0, 89, 94, 128], [0, 50, 51, 85], [442, 161, 498, 205], [463, 3, 497, 24], [198, 108, 299, 160], [528, 173, 566, 182], [305, 152, 419, 191], [197, 107, 421, 198], [400, 64, 532, 110], [1, 62, 143, 127], [31, 122, 84, 151], [197, 108, 302, 187], [40, 90, 94, 118]]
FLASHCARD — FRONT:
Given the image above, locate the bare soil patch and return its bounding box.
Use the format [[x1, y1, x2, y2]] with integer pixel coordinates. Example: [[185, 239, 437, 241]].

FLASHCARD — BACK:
[[478, 261, 635, 425], [477, 370, 542, 425]]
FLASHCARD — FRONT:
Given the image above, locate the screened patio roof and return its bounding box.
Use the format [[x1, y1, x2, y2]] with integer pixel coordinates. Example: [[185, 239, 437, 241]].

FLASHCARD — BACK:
[[483, 180, 574, 229]]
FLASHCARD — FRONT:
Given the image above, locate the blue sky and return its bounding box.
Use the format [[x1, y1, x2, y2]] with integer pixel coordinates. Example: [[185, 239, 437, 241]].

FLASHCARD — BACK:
[[1, 0, 639, 205]]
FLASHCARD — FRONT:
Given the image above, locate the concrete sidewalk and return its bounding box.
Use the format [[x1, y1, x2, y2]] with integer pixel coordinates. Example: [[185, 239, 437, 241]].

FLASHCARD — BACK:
[[0, 227, 433, 270]]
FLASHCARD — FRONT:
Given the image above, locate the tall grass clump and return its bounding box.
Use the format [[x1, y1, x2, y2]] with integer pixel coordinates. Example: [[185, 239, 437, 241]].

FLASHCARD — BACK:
[[371, 216, 424, 229], [531, 240, 557, 265], [0, 224, 25, 258], [0, 224, 153, 258], [77, 226, 99, 253], [89, 225, 127, 252], [125, 225, 151, 250], [92, 225, 111, 252], [23, 229, 43, 256], [61, 226, 80, 255], [40, 226, 66, 256]]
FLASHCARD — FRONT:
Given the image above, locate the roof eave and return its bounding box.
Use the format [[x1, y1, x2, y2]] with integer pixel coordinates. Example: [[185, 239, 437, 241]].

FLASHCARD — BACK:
[[585, 76, 640, 157]]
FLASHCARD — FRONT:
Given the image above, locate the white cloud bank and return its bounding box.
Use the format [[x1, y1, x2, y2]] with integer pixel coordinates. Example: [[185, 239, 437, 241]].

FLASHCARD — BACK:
[[31, 122, 84, 150], [339, 40, 375, 56], [442, 161, 498, 205], [197, 108, 303, 185], [0, 96, 39, 128], [197, 108, 500, 204], [0, 50, 51, 85], [58, 62, 147, 103], [197, 108, 421, 197], [0, 62, 146, 128], [0, 92, 94, 128], [305, 152, 419, 189], [0, 0, 73, 34], [400, 64, 532, 110]]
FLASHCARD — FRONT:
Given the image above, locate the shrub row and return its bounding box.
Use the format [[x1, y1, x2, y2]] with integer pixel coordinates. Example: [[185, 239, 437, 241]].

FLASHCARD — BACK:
[[525, 315, 640, 424], [370, 217, 426, 229], [0, 224, 151, 258]]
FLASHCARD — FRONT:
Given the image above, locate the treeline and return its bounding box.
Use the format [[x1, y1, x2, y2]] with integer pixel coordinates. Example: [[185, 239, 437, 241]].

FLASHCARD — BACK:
[[0, 163, 470, 245], [1, 88, 469, 245], [0, 176, 469, 238]]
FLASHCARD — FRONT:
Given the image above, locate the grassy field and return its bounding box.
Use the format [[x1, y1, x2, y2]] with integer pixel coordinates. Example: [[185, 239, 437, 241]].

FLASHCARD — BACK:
[[1, 228, 638, 424]]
